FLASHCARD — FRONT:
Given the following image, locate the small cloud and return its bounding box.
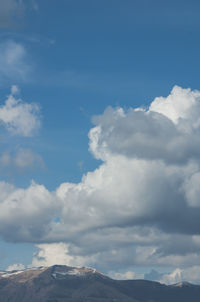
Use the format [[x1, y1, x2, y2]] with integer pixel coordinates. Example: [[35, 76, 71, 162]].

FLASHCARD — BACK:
[[31, 0, 38, 11], [11, 85, 20, 95], [14, 148, 44, 170], [49, 39, 56, 45], [6, 263, 25, 271], [0, 86, 41, 136], [0, 152, 11, 167], [77, 160, 84, 171], [109, 270, 144, 280], [0, 149, 44, 177], [0, 40, 32, 83]]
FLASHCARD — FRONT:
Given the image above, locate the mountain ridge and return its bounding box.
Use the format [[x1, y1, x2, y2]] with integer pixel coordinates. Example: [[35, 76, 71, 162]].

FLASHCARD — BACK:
[[0, 265, 199, 302]]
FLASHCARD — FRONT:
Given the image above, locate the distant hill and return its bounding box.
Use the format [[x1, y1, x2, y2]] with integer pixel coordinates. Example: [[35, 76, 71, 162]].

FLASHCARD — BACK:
[[0, 265, 200, 302]]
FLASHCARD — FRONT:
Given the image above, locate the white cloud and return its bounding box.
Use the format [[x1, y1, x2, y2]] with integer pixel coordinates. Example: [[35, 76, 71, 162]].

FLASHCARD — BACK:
[[0, 86, 40, 136], [14, 148, 44, 169], [1, 86, 200, 279], [11, 85, 19, 95], [160, 266, 200, 285], [31, 0, 38, 11], [0, 181, 58, 242], [0, 182, 15, 201], [183, 172, 200, 207], [108, 270, 144, 280], [31, 243, 93, 268], [6, 263, 25, 271], [0, 41, 31, 82], [0, 149, 44, 170], [0, 152, 11, 167], [89, 86, 200, 164], [149, 86, 200, 126]]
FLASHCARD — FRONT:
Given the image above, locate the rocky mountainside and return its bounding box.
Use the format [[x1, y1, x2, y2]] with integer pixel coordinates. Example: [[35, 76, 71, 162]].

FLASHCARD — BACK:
[[0, 265, 200, 302]]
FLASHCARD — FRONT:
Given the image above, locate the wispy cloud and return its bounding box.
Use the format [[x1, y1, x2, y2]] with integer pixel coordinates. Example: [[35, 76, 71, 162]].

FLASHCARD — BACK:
[[0, 149, 44, 171], [0, 41, 32, 83]]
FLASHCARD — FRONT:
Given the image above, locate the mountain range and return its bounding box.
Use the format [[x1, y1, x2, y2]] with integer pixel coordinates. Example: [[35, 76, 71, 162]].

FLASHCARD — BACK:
[[0, 265, 200, 302]]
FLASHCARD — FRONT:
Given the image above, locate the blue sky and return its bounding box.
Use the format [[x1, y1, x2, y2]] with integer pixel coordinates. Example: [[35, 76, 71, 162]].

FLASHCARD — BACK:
[[1, 0, 200, 188], [1, 0, 200, 284]]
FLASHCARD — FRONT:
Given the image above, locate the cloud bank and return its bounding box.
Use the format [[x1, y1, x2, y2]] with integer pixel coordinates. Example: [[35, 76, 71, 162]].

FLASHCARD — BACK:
[[2, 86, 200, 283]]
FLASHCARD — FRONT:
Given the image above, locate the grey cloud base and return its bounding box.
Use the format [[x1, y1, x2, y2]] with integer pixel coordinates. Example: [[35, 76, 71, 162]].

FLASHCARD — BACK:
[[1, 86, 200, 282]]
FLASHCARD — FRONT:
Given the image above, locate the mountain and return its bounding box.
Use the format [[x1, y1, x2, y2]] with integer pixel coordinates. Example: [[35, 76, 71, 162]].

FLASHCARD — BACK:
[[0, 265, 200, 302]]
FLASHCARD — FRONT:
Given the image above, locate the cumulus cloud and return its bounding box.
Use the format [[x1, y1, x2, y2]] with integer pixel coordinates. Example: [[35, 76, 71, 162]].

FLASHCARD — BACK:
[[31, 243, 93, 268], [2, 86, 200, 282], [160, 266, 200, 285], [0, 181, 59, 242], [0, 86, 40, 136], [149, 86, 200, 125], [89, 86, 200, 164]]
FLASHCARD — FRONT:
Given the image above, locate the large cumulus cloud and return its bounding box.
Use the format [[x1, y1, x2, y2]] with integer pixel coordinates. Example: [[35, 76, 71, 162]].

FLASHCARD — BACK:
[[89, 86, 200, 164], [2, 86, 200, 282]]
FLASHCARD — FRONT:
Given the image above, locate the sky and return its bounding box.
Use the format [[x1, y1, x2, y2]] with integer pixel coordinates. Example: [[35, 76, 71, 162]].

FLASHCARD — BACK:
[[1, 0, 200, 285]]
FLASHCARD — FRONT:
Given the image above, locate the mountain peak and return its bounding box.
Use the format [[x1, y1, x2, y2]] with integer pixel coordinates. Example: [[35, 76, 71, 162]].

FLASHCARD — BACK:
[[0, 264, 107, 283], [172, 281, 193, 287], [0, 266, 48, 283], [0, 265, 200, 302], [50, 264, 105, 279]]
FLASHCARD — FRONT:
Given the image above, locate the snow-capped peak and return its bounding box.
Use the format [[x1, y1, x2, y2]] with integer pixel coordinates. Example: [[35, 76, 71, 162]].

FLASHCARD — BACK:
[[51, 265, 101, 279], [173, 281, 192, 287]]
